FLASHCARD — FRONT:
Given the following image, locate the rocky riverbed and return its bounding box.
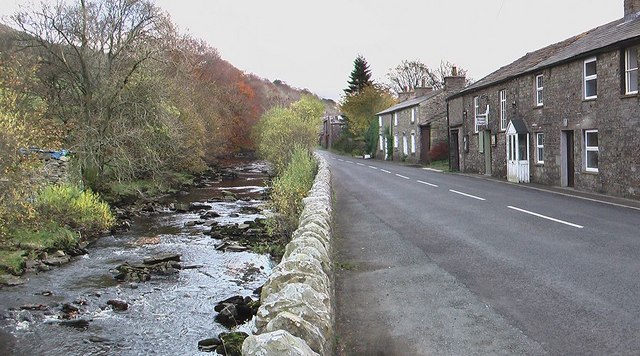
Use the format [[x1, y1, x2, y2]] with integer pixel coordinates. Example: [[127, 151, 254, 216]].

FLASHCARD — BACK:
[[0, 161, 275, 355]]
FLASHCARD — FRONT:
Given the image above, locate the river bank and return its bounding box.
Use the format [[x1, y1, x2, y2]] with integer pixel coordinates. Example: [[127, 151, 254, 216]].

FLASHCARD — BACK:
[[0, 160, 277, 355]]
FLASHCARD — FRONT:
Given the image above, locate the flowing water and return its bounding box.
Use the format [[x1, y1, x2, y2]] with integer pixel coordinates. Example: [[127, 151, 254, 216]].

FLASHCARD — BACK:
[[0, 161, 273, 355]]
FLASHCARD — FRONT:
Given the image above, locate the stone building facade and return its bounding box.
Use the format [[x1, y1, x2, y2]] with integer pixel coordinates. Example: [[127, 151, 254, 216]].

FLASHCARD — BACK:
[[376, 76, 465, 163], [447, 0, 640, 200]]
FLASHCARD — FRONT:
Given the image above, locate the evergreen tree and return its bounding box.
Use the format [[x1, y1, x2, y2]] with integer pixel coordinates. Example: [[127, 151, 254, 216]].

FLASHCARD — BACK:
[[344, 55, 372, 95]]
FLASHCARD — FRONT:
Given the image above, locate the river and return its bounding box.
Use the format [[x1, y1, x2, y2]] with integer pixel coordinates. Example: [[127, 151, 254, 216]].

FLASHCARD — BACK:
[[0, 161, 273, 355]]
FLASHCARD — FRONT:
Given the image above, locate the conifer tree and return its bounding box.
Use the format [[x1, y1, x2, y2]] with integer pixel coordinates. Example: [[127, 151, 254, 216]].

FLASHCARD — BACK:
[[344, 55, 372, 95]]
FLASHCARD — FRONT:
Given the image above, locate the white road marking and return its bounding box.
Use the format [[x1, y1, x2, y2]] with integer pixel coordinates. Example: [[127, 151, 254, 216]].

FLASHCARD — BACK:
[[417, 180, 439, 187], [449, 189, 486, 201], [395, 174, 410, 180], [338, 159, 344, 162], [507, 206, 584, 229], [356, 163, 365, 166], [346, 161, 354, 164], [381, 169, 392, 174], [368, 166, 378, 170], [423, 167, 443, 173]]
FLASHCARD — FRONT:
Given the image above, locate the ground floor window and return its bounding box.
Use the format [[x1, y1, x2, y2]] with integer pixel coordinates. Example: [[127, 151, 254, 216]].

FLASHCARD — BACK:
[[410, 132, 416, 154], [394, 134, 398, 148], [584, 129, 599, 172], [535, 132, 544, 164], [402, 134, 408, 156], [379, 134, 384, 151]]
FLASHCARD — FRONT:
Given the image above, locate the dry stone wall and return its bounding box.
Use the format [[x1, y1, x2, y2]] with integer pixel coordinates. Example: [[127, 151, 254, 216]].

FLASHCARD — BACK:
[[243, 153, 333, 356]]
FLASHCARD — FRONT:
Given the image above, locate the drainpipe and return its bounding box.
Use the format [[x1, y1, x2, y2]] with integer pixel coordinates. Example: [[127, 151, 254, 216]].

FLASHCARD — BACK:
[[446, 101, 451, 171]]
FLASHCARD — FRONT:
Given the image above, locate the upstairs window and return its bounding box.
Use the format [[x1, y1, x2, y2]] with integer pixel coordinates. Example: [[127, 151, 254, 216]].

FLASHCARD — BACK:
[[584, 57, 597, 99], [410, 132, 416, 153], [584, 130, 599, 172], [473, 96, 480, 133], [535, 74, 544, 106], [378, 115, 383, 127], [394, 112, 398, 126], [499, 89, 507, 131], [411, 107, 416, 123], [625, 48, 638, 94], [535, 132, 544, 164], [394, 133, 398, 148]]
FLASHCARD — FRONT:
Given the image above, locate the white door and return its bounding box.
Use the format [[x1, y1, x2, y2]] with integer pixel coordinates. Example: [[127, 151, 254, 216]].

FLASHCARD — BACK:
[[506, 121, 530, 183]]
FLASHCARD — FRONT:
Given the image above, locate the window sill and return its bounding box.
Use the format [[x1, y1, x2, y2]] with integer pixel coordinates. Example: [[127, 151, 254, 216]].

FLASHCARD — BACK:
[[583, 170, 599, 175], [621, 93, 638, 99], [535, 162, 544, 166], [533, 105, 544, 110], [583, 97, 597, 102]]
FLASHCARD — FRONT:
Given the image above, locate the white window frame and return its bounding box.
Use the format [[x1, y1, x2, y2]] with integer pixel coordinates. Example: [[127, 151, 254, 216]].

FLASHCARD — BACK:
[[379, 134, 384, 151], [394, 112, 398, 126], [402, 133, 408, 156], [394, 133, 398, 148], [410, 131, 416, 153], [499, 89, 507, 131], [584, 57, 597, 100], [535, 74, 544, 106], [378, 115, 383, 127], [473, 96, 479, 133], [411, 107, 416, 123], [535, 132, 544, 164], [584, 129, 599, 172], [625, 47, 638, 95]]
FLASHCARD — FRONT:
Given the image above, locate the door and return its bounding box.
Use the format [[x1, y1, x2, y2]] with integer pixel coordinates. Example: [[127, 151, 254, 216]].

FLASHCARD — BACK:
[[561, 131, 575, 187], [506, 120, 530, 183], [420, 125, 431, 163], [484, 130, 492, 175], [450, 130, 460, 171]]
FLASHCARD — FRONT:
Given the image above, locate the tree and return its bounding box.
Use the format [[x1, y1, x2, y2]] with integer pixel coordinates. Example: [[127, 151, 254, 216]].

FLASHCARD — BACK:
[[387, 60, 471, 93], [344, 55, 372, 95], [341, 85, 395, 156]]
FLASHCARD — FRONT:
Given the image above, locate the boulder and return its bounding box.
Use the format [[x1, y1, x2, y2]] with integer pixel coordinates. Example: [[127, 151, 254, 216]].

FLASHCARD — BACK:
[[59, 318, 90, 329], [242, 330, 319, 356], [107, 299, 128, 311], [189, 202, 211, 211], [142, 253, 181, 265], [200, 211, 221, 219]]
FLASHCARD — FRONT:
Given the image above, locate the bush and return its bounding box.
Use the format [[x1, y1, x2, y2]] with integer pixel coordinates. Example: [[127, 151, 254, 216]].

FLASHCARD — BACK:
[[0, 249, 26, 275], [36, 184, 115, 237], [269, 146, 317, 235]]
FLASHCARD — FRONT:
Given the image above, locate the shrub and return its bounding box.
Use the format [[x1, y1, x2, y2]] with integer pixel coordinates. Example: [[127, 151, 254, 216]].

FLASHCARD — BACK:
[[36, 184, 115, 237], [0, 249, 26, 275], [269, 146, 317, 235], [12, 223, 79, 251]]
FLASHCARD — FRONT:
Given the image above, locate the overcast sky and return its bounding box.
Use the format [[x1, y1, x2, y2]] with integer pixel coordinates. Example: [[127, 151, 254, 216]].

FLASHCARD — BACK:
[[0, 0, 623, 101]]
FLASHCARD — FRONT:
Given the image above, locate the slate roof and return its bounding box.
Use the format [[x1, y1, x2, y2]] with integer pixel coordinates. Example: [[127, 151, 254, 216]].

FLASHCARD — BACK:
[[509, 118, 529, 134], [450, 14, 640, 98], [376, 90, 441, 116]]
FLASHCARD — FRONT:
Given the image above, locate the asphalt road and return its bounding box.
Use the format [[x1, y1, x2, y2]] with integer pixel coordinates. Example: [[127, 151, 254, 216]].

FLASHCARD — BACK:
[[324, 151, 640, 356]]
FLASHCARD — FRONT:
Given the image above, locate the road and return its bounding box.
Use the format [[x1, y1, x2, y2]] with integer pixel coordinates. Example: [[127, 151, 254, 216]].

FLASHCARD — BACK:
[[323, 151, 640, 355]]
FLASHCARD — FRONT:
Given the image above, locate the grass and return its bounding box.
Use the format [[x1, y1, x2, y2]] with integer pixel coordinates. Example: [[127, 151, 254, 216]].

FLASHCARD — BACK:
[[425, 159, 450, 172], [336, 261, 357, 271], [11, 223, 79, 251], [0, 249, 26, 275]]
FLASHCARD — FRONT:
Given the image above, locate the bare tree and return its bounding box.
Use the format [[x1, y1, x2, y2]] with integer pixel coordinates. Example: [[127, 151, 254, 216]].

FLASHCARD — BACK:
[[387, 59, 472, 93]]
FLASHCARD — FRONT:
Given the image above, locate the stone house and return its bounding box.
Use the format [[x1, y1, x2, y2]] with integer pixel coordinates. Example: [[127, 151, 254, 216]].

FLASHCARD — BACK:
[[320, 115, 345, 150], [446, 0, 640, 200], [376, 76, 465, 163]]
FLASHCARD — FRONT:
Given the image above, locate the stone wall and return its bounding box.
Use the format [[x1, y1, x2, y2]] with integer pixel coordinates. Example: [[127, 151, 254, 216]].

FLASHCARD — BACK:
[[242, 153, 333, 356]]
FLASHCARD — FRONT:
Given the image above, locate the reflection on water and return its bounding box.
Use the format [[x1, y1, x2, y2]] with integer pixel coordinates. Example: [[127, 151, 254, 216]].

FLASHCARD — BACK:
[[0, 161, 273, 356]]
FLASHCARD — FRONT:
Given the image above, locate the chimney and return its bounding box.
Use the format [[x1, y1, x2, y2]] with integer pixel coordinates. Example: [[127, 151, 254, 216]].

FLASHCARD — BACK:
[[444, 75, 466, 92], [625, 0, 640, 20], [397, 91, 412, 102], [414, 86, 433, 97]]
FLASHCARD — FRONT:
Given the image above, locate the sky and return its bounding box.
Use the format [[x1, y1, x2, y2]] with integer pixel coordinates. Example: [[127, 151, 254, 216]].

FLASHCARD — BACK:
[[0, 0, 623, 101]]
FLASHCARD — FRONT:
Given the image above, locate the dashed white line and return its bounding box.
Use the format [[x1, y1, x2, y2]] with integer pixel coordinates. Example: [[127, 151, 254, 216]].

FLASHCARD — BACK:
[[449, 189, 486, 201], [368, 166, 378, 170], [417, 180, 439, 187], [345, 161, 354, 164], [338, 159, 344, 162], [356, 163, 365, 166], [395, 174, 410, 180], [381, 169, 392, 174], [507, 206, 584, 229]]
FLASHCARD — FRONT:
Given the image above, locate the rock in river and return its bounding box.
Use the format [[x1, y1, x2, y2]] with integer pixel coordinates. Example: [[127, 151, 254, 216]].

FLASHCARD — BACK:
[[107, 299, 128, 311], [143, 253, 181, 265], [214, 295, 259, 328]]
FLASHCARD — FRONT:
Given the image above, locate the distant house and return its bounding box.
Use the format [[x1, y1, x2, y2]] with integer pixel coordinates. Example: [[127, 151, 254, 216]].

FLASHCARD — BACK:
[[447, 0, 640, 200], [320, 115, 346, 150], [376, 76, 465, 163]]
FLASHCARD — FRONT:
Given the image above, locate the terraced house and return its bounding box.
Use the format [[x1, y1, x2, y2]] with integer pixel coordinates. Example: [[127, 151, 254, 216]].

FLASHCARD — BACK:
[[376, 76, 465, 163], [447, 0, 640, 200]]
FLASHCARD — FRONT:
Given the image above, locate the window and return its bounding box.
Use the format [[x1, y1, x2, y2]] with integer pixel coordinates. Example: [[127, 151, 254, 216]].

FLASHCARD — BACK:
[[584, 129, 599, 172], [394, 112, 398, 126], [411, 107, 416, 123], [379, 134, 384, 151], [584, 57, 597, 99], [473, 96, 479, 133], [394, 133, 398, 148], [402, 134, 408, 156], [535, 74, 544, 106], [626, 48, 638, 94], [535, 132, 544, 164], [410, 132, 416, 153], [499, 89, 507, 130], [378, 115, 383, 127]]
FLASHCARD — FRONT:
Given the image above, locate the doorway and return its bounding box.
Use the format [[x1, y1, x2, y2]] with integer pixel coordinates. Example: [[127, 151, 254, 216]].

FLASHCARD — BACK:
[[483, 130, 492, 175], [420, 125, 431, 163], [506, 119, 530, 183], [561, 130, 575, 187], [450, 130, 460, 171]]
